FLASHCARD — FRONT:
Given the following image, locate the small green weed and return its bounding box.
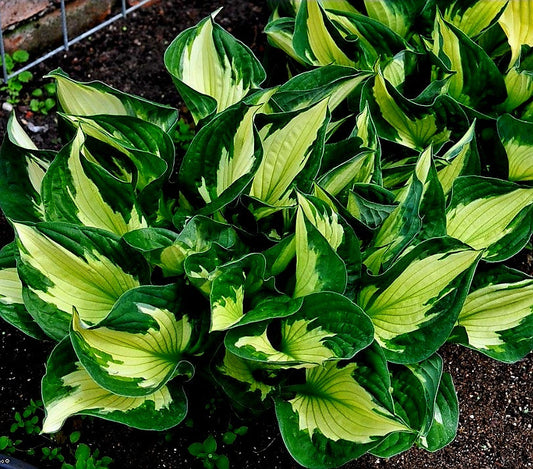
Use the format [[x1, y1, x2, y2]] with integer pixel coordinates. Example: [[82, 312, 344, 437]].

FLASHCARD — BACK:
[[188, 435, 229, 469], [0, 399, 112, 468], [188, 425, 248, 469], [41, 445, 65, 463], [221, 425, 248, 445], [0, 50, 33, 104], [30, 82, 57, 115], [61, 443, 113, 469], [9, 399, 42, 435], [0, 50, 56, 113], [0, 435, 21, 455], [172, 117, 195, 150]]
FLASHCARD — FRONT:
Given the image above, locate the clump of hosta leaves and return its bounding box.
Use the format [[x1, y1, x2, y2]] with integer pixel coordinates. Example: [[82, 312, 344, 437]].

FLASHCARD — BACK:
[[0, 2, 532, 468]]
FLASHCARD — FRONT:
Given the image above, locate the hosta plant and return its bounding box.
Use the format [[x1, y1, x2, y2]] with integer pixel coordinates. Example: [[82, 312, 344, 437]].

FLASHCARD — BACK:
[[1, 2, 532, 468]]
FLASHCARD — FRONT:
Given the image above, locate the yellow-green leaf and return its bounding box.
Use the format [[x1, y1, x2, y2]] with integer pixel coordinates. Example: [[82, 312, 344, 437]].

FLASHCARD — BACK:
[[289, 362, 409, 443], [361, 250, 479, 342], [294, 1, 355, 67], [250, 100, 329, 207], [234, 318, 336, 366], [443, 0, 508, 37], [372, 72, 451, 150], [71, 285, 193, 396], [359, 238, 480, 363], [446, 184, 533, 251], [498, 114, 533, 182], [14, 223, 142, 331], [42, 341, 186, 433], [458, 278, 533, 356], [437, 120, 478, 194], [499, 1, 533, 68]]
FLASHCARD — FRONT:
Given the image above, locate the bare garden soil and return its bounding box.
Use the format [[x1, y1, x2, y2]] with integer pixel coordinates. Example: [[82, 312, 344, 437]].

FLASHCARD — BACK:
[[0, 1, 532, 468]]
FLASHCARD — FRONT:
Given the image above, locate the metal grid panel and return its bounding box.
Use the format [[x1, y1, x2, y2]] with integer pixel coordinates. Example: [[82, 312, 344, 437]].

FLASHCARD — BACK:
[[0, 0, 152, 83]]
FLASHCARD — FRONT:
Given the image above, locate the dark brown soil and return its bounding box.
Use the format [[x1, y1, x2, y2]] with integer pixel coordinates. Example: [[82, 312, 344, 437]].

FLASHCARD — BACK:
[[0, 1, 532, 468]]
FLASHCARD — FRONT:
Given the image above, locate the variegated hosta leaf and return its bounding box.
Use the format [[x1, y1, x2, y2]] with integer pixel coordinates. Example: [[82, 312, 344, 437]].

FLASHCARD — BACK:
[[217, 349, 275, 402], [264, 17, 304, 64], [319, 150, 375, 197], [503, 65, 533, 114], [263, 234, 297, 279], [243, 86, 278, 111], [41, 129, 147, 235], [320, 135, 366, 178], [454, 266, 533, 363], [292, 0, 356, 67], [349, 341, 395, 413], [294, 0, 360, 16], [125, 215, 238, 279], [497, 114, 533, 182], [363, 0, 426, 38], [380, 156, 417, 191], [441, 0, 508, 37], [0, 115, 55, 222], [249, 100, 330, 211], [47, 69, 178, 132], [62, 114, 173, 197], [367, 73, 452, 151], [363, 164, 423, 274], [297, 192, 344, 251], [122, 227, 181, 275], [382, 50, 419, 92], [418, 372, 459, 451], [14, 222, 148, 340], [226, 292, 373, 367], [374, 356, 458, 456], [210, 254, 266, 332], [498, 1, 533, 69], [274, 341, 401, 468], [0, 242, 46, 339], [371, 354, 443, 457], [326, 9, 408, 71], [232, 295, 304, 328], [175, 215, 237, 266], [522, 102, 533, 121], [276, 361, 409, 451], [298, 190, 362, 287], [7, 112, 39, 150], [446, 176, 533, 261], [394, 145, 447, 242], [352, 102, 382, 185], [70, 284, 195, 397], [183, 243, 232, 296], [359, 237, 480, 364], [399, 356, 444, 437], [272, 65, 369, 113], [345, 183, 396, 230], [354, 101, 379, 152], [436, 120, 480, 194], [416, 146, 447, 240], [42, 339, 187, 433], [294, 204, 347, 298], [380, 156, 418, 190], [66, 112, 175, 168], [501, 48, 533, 113], [431, 12, 506, 109], [180, 102, 262, 213], [164, 12, 265, 123]]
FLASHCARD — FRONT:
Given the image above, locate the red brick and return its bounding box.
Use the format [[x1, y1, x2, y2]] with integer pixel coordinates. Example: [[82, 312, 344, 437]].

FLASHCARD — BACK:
[[3, 0, 112, 54], [0, 0, 51, 29], [127, 0, 160, 8]]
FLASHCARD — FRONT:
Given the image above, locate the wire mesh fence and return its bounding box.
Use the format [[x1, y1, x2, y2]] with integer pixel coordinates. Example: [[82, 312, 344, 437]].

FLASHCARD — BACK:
[[0, 0, 152, 83]]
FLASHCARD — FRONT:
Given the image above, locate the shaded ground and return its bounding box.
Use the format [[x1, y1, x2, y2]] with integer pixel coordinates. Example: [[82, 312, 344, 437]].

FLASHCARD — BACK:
[[0, 1, 532, 468]]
